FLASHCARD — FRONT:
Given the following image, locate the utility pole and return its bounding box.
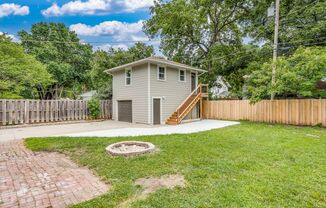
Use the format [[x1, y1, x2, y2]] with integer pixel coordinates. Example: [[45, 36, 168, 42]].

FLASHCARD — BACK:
[[271, 0, 280, 100]]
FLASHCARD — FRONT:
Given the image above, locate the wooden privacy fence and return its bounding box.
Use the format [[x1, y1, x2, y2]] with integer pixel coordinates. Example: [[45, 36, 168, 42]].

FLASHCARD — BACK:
[[0, 99, 112, 126], [203, 99, 326, 127]]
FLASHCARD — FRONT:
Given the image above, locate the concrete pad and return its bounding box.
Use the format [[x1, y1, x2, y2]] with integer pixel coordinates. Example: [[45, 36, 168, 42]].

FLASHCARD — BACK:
[[64, 120, 239, 138], [0, 120, 149, 142]]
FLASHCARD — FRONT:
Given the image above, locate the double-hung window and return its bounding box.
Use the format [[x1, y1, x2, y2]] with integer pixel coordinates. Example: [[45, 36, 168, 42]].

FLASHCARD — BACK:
[[157, 66, 166, 81], [125, 68, 132, 86], [179, 69, 186, 82]]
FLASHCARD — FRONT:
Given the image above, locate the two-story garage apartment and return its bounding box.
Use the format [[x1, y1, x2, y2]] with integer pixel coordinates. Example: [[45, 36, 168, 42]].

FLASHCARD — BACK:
[[105, 57, 207, 125]]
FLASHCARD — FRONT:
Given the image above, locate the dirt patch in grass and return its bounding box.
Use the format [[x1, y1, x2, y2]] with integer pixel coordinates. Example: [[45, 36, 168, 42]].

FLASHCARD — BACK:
[[119, 174, 186, 207]]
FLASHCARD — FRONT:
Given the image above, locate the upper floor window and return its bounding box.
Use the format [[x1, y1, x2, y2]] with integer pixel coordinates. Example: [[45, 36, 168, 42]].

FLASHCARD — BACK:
[[157, 66, 166, 81], [125, 68, 132, 85], [179, 69, 186, 82]]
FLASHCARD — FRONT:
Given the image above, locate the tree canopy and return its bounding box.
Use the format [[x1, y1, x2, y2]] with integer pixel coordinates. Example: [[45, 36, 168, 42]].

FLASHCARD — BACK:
[[246, 47, 326, 103], [245, 0, 326, 49], [0, 34, 52, 99], [144, 0, 250, 70], [19, 22, 93, 99]]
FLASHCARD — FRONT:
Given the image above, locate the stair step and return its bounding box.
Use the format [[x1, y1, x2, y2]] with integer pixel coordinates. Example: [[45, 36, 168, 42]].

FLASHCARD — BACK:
[[166, 121, 178, 125], [166, 85, 206, 125], [168, 118, 178, 122]]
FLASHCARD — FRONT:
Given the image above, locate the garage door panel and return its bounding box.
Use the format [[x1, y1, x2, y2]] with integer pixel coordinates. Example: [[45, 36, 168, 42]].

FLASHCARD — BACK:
[[118, 101, 132, 122]]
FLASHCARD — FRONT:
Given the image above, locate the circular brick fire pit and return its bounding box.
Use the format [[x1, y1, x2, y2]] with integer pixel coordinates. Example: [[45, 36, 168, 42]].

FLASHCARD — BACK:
[[106, 141, 156, 156]]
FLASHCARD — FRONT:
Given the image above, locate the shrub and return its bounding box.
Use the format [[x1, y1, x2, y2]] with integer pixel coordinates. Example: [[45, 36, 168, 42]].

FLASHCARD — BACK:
[[88, 98, 100, 119]]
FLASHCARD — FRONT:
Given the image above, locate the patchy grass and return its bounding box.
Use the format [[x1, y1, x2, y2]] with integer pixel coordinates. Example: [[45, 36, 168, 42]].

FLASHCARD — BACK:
[[25, 122, 326, 208]]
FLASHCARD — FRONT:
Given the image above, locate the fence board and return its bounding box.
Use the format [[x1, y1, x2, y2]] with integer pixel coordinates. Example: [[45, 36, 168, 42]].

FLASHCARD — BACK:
[[203, 99, 326, 127], [0, 99, 112, 126]]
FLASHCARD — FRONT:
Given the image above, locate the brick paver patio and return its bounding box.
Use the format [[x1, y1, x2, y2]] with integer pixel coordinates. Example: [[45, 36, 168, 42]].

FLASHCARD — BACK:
[[0, 141, 109, 208]]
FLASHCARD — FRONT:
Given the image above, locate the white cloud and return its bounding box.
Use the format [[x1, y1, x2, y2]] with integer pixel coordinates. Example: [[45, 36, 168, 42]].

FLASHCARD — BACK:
[[0, 32, 20, 42], [69, 20, 147, 42], [42, 0, 111, 16], [0, 3, 29, 17], [118, 0, 154, 12], [42, 0, 154, 17]]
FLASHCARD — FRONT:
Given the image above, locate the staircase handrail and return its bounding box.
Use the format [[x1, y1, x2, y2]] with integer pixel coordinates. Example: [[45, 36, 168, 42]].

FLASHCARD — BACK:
[[176, 84, 202, 112], [177, 93, 201, 122]]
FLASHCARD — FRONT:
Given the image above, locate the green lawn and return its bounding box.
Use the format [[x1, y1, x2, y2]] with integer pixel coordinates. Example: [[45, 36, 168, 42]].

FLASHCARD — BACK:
[[25, 122, 326, 208]]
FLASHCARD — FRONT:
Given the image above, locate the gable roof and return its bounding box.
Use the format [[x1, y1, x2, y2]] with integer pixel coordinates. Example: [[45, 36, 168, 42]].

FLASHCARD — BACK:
[[214, 76, 231, 87], [105, 57, 206, 73]]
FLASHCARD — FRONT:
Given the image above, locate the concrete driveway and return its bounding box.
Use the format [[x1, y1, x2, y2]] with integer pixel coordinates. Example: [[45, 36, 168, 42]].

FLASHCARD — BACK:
[[63, 120, 239, 138], [0, 121, 149, 142], [0, 120, 239, 142]]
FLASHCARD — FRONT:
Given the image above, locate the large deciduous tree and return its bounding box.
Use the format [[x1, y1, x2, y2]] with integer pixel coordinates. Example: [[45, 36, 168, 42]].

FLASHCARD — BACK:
[[18, 22, 93, 99], [0, 34, 52, 99], [144, 0, 252, 93]]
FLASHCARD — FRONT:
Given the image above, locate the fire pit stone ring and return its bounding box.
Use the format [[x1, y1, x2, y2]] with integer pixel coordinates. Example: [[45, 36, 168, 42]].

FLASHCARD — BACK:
[[106, 141, 156, 156]]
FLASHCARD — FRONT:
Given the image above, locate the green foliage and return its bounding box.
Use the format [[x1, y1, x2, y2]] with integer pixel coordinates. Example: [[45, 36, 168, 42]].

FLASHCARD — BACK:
[[87, 98, 100, 119], [244, 0, 326, 49], [144, 0, 249, 71], [210, 44, 272, 97], [247, 47, 326, 102], [128, 42, 154, 60], [145, 0, 326, 99], [18, 22, 93, 99], [89, 42, 154, 99], [0, 34, 53, 99], [25, 123, 326, 207]]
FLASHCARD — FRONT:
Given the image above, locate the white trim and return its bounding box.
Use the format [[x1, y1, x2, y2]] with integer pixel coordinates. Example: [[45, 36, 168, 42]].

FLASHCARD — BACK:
[[152, 97, 163, 125], [157, 65, 166, 81], [147, 63, 151, 124], [125, 68, 132, 86], [179, 69, 186, 82], [106, 57, 206, 73]]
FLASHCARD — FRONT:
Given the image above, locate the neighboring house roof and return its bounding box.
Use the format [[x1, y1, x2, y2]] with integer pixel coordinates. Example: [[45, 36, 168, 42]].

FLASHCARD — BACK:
[[213, 76, 231, 88], [210, 76, 230, 98], [105, 56, 207, 73]]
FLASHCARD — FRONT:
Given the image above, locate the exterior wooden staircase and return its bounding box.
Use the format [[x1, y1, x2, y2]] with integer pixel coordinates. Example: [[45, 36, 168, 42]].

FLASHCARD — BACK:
[[166, 84, 208, 125]]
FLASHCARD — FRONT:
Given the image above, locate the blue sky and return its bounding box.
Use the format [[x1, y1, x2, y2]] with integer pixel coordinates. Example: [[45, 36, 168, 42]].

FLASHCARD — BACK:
[[0, 0, 159, 51]]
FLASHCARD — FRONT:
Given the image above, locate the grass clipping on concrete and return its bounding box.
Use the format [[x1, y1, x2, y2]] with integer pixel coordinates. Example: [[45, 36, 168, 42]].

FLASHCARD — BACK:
[[25, 122, 326, 208]]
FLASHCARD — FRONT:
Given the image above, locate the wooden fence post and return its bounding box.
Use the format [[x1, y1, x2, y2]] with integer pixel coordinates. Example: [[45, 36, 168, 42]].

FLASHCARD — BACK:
[[1, 100, 6, 125]]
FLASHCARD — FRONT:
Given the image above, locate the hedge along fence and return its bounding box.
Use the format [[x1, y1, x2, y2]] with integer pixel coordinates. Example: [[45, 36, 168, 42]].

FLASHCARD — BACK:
[[0, 99, 112, 126], [203, 99, 326, 127]]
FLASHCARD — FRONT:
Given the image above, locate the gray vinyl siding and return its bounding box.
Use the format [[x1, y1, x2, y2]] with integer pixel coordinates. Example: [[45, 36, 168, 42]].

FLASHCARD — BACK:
[[149, 64, 194, 123], [112, 64, 148, 124]]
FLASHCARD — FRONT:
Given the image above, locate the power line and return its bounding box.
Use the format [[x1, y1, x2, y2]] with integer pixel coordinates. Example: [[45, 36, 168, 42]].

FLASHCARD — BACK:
[[17, 39, 161, 44], [279, 40, 326, 49], [278, 36, 326, 45]]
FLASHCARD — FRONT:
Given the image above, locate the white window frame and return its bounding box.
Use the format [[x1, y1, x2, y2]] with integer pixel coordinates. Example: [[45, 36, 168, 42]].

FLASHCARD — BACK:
[[179, 69, 186, 82], [125, 68, 132, 86], [157, 65, 166, 81]]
